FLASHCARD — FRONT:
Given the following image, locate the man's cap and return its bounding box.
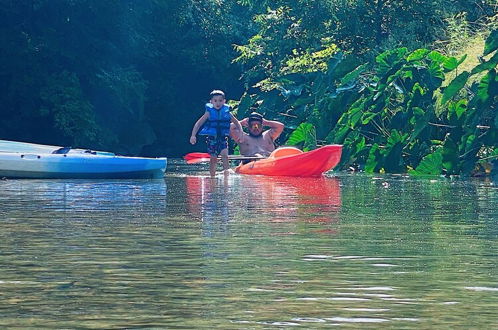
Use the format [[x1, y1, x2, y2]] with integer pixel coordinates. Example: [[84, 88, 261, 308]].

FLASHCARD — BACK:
[[248, 112, 263, 123]]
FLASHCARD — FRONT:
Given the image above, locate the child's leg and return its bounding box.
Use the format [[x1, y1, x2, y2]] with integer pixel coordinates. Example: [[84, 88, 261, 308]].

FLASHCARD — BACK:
[[220, 148, 229, 170], [206, 137, 218, 177], [209, 155, 217, 177]]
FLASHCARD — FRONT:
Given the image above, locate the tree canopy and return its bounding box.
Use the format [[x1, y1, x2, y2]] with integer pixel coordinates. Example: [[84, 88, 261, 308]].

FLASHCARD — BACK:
[[0, 0, 496, 175]]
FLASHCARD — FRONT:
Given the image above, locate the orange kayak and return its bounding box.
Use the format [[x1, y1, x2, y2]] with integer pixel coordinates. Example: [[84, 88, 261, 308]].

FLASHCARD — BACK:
[[234, 145, 342, 177]]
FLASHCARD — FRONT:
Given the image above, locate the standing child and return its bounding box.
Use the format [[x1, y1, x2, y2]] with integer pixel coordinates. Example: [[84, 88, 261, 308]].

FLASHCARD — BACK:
[[190, 90, 242, 177]]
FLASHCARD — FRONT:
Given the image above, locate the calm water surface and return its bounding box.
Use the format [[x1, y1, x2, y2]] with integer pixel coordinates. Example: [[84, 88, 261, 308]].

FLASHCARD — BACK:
[[0, 160, 497, 328]]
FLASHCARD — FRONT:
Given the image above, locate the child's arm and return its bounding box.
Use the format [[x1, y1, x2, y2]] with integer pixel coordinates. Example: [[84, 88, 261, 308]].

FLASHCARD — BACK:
[[190, 113, 209, 144]]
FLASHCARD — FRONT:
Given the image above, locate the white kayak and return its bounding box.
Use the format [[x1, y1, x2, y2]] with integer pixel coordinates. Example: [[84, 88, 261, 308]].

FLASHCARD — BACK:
[[0, 139, 114, 155], [0, 140, 167, 179]]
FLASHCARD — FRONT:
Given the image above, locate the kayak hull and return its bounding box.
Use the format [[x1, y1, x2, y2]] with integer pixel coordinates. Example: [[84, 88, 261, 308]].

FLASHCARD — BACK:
[[234, 145, 342, 177], [0, 140, 167, 179]]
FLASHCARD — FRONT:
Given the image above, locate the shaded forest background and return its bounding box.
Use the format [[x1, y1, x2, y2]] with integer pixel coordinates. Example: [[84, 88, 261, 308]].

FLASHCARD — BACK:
[[0, 1, 496, 174]]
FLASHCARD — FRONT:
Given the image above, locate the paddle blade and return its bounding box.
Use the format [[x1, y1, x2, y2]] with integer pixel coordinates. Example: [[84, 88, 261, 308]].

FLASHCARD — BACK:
[[186, 157, 211, 164], [184, 152, 210, 161], [184, 152, 265, 164]]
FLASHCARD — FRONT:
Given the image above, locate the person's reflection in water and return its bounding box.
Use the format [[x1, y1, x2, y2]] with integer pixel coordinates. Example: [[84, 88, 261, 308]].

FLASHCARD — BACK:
[[186, 175, 233, 278]]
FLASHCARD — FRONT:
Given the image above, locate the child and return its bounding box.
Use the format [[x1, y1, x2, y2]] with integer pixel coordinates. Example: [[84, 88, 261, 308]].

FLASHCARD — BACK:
[[190, 90, 242, 177]]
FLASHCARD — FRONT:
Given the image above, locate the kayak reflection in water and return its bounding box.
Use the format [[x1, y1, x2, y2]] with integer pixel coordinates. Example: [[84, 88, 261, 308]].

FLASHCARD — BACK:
[[245, 176, 342, 225], [230, 112, 284, 158], [186, 175, 341, 226]]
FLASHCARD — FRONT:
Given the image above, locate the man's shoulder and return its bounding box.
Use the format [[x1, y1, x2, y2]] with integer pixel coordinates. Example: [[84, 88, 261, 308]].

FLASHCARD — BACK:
[[263, 129, 280, 141]]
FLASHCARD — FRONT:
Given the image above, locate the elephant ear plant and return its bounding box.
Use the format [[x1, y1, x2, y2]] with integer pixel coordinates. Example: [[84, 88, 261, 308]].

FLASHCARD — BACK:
[[411, 28, 498, 176], [330, 32, 497, 176], [234, 25, 497, 176]]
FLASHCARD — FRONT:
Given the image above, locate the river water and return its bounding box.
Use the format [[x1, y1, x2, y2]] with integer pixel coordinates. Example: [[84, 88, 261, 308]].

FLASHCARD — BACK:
[[0, 160, 496, 328]]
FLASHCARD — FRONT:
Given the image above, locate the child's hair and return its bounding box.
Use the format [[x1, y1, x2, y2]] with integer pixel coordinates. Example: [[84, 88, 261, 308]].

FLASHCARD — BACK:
[[209, 90, 225, 99]]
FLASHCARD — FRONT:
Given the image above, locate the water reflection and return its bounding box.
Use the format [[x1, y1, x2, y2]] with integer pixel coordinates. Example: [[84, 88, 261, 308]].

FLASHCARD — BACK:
[[186, 175, 231, 226], [0, 171, 496, 328], [0, 179, 168, 217], [186, 175, 341, 225], [248, 176, 341, 224]]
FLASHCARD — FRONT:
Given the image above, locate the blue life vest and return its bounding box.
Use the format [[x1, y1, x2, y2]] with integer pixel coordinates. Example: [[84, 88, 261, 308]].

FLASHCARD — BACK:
[[199, 103, 231, 137]]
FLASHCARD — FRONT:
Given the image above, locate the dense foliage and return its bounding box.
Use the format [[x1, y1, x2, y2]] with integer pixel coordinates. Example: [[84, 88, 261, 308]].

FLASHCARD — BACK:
[[0, 0, 496, 175], [232, 1, 497, 176], [234, 33, 497, 175], [0, 0, 255, 154]]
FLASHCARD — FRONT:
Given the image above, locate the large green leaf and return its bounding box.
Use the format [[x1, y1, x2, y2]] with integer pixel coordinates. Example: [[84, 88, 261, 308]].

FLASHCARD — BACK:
[[441, 55, 466, 72], [258, 90, 279, 115], [352, 136, 367, 155], [327, 124, 350, 144], [427, 60, 446, 81], [383, 142, 406, 173], [409, 148, 443, 175], [406, 49, 430, 62], [409, 107, 428, 141], [447, 99, 468, 121], [361, 112, 378, 125], [376, 48, 408, 75], [472, 69, 497, 108], [340, 63, 367, 86], [347, 106, 363, 128], [442, 136, 459, 175], [365, 143, 380, 173], [236, 93, 256, 115], [441, 71, 470, 104], [409, 82, 426, 103], [428, 51, 458, 72], [483, 29, 498, 56], [285, 122, 317, 150], [471, 51, 498, 75]]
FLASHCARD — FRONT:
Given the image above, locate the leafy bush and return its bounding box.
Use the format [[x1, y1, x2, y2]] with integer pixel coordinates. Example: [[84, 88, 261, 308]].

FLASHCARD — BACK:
[[234, 28, 498, 176]]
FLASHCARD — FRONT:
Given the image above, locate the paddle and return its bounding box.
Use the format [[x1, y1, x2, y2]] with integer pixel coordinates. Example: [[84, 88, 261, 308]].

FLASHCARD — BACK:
[[184, 152, 265, 164]]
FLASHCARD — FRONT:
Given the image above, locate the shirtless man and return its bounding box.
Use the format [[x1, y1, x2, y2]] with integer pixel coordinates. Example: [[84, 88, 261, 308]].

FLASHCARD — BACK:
[[230, 112, 284, 157]]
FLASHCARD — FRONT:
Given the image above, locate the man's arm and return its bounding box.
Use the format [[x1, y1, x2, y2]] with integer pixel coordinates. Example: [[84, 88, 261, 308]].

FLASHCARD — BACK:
[[262, 119, 284, 141], [230, 116, 245, 143], [230, 113, 242, 132]]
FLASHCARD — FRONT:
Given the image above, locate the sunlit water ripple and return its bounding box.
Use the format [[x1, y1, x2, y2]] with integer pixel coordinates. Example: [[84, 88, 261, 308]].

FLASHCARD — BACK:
[[0, 159, 496, 328]]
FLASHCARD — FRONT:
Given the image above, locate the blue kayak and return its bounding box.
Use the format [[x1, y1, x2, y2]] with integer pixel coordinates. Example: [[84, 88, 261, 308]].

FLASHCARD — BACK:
[[0, 140, 167, 179]]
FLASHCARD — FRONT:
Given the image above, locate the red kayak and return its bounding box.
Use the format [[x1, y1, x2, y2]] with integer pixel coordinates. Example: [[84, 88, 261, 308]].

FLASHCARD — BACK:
[[234, 145, 342, 177]]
